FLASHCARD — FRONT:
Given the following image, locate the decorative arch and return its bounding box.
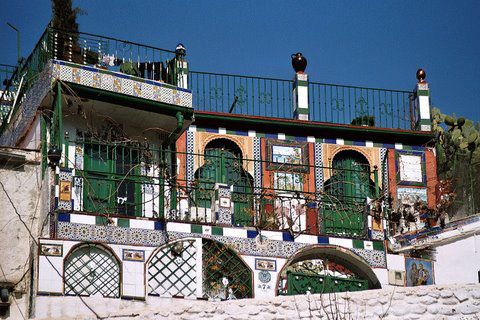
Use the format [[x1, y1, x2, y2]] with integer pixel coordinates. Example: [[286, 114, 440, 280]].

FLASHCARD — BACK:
[[64, 242, 121, 298], [201, 135, 248, 160], [192, 138, 255, 226], [147, 238, 199, 298], [329, 147, 372, 168], [322, 149, 375, 236], [275, 245, 381, 296], [202, 238, 253, 299], [197, 134, 253, 175], [323, 144, 380, 183]]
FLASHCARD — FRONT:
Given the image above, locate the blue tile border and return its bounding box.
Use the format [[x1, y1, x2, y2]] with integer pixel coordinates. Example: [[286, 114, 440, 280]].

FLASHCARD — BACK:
[[58, 213, 70, 222], [282, 232, 294, 242], [247, 230, 258, 238], [317, 236, 329, 244]]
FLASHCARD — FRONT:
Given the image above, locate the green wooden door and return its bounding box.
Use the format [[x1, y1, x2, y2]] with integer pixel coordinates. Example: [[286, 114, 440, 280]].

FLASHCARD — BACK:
[[84, 144, 114, 214], [195, 148, 253, 226], [83, 144, 142, 216], [323, 152, 371, 236]]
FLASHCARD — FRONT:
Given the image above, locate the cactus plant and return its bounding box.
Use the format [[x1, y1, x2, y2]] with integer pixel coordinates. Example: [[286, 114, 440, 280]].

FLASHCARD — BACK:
[[432, 107, 480, 217]]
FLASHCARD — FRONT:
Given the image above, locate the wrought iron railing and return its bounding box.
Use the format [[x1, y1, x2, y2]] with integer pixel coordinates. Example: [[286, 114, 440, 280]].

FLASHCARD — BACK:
[[66, 142, 380, 238], [189, 71, 416, 130], [49, 27, 177, 82], [189, 71, 293, 117], [0, 64, 16, 91], [0, 64, 16, 119], [0, 27, 50, 124], [309, 82, 414, 130], [0, 24, 180, 127]]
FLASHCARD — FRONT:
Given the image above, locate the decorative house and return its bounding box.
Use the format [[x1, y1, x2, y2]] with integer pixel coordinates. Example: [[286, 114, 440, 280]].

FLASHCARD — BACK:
[[3, 23, 478, 319]]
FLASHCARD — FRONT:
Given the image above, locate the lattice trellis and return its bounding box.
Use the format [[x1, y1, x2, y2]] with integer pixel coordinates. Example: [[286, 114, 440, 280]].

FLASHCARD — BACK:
[[148, 240, 197, 297], [202, 239, 252, 299], [64, 244, 120, 298]]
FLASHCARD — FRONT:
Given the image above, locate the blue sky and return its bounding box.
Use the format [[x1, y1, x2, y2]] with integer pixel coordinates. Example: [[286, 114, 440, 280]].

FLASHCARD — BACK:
[[1, 1, 479, 122]]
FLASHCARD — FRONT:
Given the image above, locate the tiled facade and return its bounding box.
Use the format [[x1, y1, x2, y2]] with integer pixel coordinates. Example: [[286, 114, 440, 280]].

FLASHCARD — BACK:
[[0, 33, 442, 308]]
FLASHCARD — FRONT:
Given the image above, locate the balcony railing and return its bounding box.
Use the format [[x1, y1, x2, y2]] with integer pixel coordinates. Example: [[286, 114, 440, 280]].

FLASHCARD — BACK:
[[189, 71, 416, 130], [0, 24, 180, 127], [0, 64, 16, 119], [0, 64, 15, 91], [49, 27, 177, 82], [189, 71, 293, 118], [66, 141, 381, 238]]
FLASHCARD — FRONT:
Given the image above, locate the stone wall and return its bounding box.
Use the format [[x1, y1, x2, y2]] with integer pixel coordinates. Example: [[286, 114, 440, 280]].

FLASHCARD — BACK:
[[34, 284, 480, 320], [0, 148, 44, 318], [0, 149, 43, 283]]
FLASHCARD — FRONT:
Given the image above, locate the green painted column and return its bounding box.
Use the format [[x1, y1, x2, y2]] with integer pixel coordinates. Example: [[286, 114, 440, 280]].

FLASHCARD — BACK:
[[293, 73, 309, 120], [41, 115, 47, 178], [57, 82, 63, 149], [414, 69, 431, 131]]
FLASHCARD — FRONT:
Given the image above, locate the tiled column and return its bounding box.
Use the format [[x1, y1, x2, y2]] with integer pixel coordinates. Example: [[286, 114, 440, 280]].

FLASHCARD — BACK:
[[293, 73, 309, 120], [212, 183, 233, 226], [177, 60, 188, 89], [414, 70, 431, 131]]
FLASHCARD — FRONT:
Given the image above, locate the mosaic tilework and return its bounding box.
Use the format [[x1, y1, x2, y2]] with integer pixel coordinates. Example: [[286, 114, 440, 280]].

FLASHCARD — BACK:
[[57, 169, 73, 212], [80, 69, 93, 87], [371, 230, 385, 241], [351, 248, 387, 268], [74, 144, 84, 170], [253, 137, 262, 195], [186, 131, 195, 187], [314, 142, 323, 198], [188, 126, 426, 151], [168, 231, 308, 259], [57, 221, 168, 246], [0, 65, 52, 146], [217, 185, 232, 225], [56, 217, 386, 268], [72, 177, 83, 211], [52, 60, 192, 108], [380, 148, 389, 200]]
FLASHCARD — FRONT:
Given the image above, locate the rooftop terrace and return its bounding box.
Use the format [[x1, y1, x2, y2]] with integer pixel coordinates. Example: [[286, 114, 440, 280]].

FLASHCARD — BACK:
[[0, 25, 424, 133]]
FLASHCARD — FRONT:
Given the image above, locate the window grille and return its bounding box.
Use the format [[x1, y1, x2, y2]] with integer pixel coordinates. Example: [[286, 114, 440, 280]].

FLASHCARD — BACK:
[[64, 244, 120, 298]]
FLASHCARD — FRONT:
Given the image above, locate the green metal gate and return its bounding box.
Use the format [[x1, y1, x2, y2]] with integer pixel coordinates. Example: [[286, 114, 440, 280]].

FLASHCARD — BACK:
[[286, 271, 368, 295]]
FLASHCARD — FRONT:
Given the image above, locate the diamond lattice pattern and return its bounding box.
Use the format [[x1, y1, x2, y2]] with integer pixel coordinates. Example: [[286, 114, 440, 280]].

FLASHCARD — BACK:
[[64, 244, 120, 297], [202, 239, 252, 299], [148, 240, 197, 297]]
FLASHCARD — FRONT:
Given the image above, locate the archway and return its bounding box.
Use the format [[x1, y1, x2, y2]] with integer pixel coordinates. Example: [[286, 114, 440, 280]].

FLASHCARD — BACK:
[[193, 138, 254, 226], [64, 243, 121, 298], [323, 150, 376, 236], [276, 245, 381, 295]]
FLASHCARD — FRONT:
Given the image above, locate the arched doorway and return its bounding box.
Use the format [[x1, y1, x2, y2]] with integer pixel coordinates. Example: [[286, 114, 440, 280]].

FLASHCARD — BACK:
[[323, 150, 375, 236], [64, 243, 121, 298], [276, 245, 381, 295], [194, 139, 254, 226]]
